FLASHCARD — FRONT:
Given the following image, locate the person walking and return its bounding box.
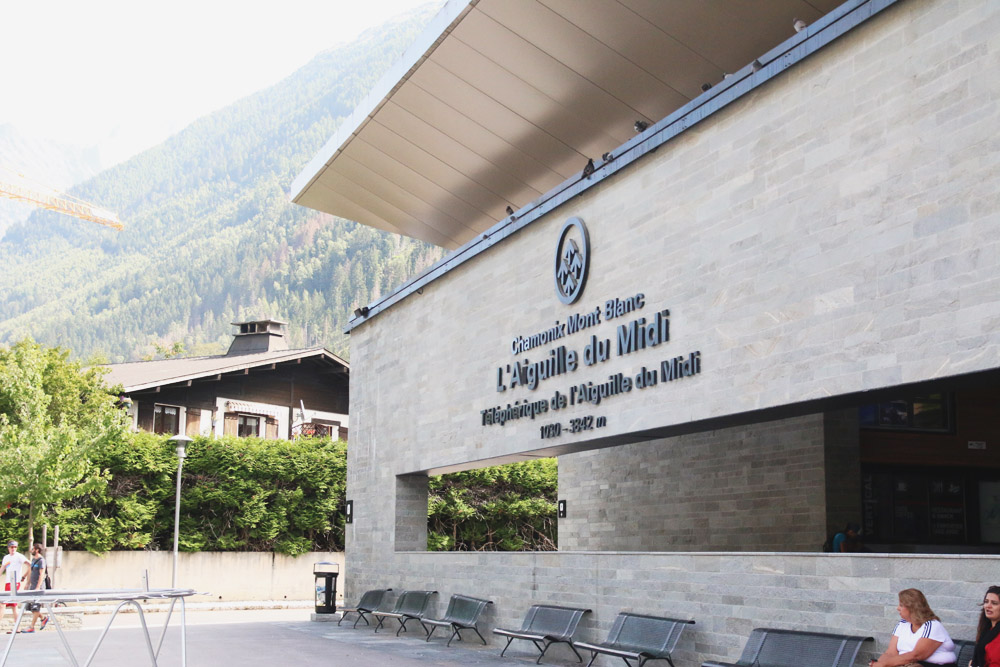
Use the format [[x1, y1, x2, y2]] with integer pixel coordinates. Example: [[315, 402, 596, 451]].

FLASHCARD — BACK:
[[0, 540, 29, 632], [22, 543, 48, 633]]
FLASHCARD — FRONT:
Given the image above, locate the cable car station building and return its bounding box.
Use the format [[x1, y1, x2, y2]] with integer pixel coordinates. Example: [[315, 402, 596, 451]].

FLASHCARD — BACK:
[[292, 0, 1000, 661]]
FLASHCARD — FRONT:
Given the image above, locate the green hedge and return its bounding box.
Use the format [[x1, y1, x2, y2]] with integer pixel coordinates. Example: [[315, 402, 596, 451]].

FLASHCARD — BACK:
[[0, 432, 558, 554], [0, 433, 347, 556], [428, 459, 558, 551]]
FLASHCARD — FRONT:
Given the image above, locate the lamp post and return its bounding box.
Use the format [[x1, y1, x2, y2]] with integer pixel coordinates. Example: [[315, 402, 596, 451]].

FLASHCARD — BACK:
[[169, 434, 192, 589]]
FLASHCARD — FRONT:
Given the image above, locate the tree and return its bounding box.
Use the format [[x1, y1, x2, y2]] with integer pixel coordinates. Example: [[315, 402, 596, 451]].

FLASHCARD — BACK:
[[0, 339, 128, 544], [141, 341, 187, 361]]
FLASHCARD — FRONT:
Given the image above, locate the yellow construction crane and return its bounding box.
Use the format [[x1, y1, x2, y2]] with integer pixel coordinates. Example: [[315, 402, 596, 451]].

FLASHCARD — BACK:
[[0, 166, 123, 230]]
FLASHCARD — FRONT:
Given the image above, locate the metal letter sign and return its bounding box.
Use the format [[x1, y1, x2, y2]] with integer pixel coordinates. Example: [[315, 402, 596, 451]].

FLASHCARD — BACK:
[[554, 217, 590, 304]]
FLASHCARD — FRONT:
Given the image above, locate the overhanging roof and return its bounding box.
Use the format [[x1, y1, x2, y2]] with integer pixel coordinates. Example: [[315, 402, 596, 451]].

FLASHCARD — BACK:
[[103, 348, 349, 393], [291, 0, 842, 249]]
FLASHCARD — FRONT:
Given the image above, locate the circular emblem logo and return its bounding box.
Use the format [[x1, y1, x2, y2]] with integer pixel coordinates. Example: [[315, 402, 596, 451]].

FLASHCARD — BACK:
[[554, 217, 590, 304]]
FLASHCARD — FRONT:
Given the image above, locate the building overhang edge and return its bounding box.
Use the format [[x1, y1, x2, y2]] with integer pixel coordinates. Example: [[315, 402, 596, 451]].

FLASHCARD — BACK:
[[343, 0, 899, 333]]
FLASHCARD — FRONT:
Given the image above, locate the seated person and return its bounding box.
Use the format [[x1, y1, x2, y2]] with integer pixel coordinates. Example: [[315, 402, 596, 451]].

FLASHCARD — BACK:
[[972, 585, 1000, 667], [870, 588, 957, 667], [833, 523, 863, 553]]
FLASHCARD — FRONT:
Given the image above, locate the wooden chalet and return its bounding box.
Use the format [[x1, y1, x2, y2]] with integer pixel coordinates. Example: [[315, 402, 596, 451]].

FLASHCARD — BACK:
[[104, 319, 349, 440]]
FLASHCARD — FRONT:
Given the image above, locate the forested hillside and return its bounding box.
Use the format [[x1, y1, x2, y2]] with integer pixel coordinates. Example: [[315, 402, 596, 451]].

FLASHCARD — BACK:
[[0, 7, 443, 362]]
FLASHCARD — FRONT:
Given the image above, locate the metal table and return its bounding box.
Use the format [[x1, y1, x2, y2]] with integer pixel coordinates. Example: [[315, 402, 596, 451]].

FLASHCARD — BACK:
[[1, 587, 198, 666]]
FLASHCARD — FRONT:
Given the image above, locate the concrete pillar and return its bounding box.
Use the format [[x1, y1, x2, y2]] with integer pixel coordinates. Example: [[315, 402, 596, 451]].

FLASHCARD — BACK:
[[394, 474, 428, 551], [824, 408, 862, 538]]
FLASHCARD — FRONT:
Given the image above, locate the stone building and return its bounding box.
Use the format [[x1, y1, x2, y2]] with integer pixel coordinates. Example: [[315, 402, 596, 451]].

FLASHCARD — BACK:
[[291, 0, 1000, 662]]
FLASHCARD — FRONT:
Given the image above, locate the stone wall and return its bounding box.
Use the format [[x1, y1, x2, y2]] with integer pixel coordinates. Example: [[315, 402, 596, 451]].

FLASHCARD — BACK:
[[55, 551, 345, 602], [559, 413, 843, 552], [346, 551, 996, 665]]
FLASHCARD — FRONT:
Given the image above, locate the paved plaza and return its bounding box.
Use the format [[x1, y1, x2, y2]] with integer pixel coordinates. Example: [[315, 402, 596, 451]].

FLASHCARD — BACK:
[[1, 609, 587, 666]]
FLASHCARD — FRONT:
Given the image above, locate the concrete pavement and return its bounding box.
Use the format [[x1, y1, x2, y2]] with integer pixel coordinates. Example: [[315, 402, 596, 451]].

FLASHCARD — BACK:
[[1, 608, 590, 666]]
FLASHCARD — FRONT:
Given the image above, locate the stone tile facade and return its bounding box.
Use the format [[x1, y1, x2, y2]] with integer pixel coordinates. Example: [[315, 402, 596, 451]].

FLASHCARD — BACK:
[[344, 0, 1000, 663], [558, 411, 861, 552]]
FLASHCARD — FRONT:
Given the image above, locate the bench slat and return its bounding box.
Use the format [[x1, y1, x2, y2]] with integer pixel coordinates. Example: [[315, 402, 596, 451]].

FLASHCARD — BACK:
[[494, 604, 591, 664], [337, 588, 392, 628], [954, 638, 975, 667], [574, 641, 642, 660], [574, 613, 694, 667], [420, 594, 493, 646], [702, 628, 873, 667], [371, 590, 437, 636], [495, 629, 547, 641]]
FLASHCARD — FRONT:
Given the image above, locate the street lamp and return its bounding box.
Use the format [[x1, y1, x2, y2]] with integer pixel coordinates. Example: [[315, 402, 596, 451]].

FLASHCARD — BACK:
[[169, 434, 192, 589]]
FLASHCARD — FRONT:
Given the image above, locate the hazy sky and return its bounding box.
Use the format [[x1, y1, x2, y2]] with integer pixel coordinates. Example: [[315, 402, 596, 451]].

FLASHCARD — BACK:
[[0, 0, 434, 166]]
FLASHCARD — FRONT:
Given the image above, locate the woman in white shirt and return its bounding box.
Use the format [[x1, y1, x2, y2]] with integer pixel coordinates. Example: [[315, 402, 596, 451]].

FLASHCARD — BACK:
[[870, 588, 957, 667]]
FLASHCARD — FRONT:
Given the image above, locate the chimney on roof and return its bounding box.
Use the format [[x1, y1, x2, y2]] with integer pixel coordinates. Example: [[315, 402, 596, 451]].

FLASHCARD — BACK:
[[227, 318, 290, 356]]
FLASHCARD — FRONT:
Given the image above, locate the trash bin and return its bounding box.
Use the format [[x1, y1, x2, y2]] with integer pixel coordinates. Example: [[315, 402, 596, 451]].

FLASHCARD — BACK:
[[314, 561, 339, 614]]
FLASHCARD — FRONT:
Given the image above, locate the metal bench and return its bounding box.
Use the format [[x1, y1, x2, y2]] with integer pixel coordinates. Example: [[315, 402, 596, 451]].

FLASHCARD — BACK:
[[338, 588, 392, 628], [574, 613, 694, 667], [954, 638, 975, 666], [372, 590, 438, 636], [420, 594, 493, 646], [494, 604, 592, 664], [701, 628, 873, 667]]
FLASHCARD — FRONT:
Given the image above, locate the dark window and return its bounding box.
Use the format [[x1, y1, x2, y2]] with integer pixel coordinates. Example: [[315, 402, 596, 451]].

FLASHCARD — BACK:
[[237, 415, 260, 438], [862, 467, 967, 545], [153, 405, 180, 435], [859, 393, 952, 432], [979, 481, 1000, 543]]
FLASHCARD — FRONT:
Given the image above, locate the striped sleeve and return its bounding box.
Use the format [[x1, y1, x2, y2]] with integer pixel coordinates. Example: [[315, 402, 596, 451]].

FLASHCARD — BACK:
[[923, 620, 952, 644]]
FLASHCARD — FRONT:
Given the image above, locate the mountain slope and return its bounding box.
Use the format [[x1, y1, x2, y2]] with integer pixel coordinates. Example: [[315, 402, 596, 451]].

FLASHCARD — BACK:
[[0, 125, 103, 235], [0, 7, 444, 362]]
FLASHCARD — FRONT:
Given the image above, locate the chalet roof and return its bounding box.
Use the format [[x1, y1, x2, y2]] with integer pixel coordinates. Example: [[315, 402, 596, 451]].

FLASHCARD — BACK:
[[291, 0, 841, 249], [103, 347, 349, 393]]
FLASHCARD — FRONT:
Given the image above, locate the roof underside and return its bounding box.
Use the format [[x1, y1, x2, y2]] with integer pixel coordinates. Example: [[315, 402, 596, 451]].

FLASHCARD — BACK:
[[292, 0, 843, 249], [103, 348, 349, 393]]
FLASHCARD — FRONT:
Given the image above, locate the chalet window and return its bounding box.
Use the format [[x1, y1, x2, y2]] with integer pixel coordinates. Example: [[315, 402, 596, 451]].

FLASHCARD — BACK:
[[153, 404, 180, 435], [237, 415, 260, 438]]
